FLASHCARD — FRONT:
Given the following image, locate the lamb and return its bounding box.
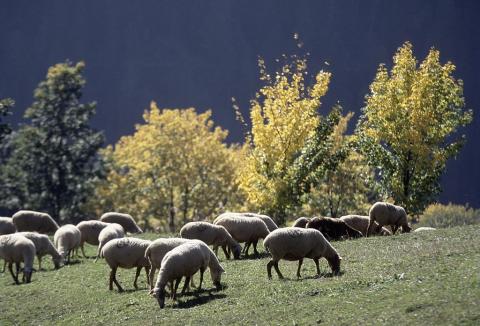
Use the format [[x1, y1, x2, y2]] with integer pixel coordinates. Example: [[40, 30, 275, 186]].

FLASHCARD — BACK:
[[214, 214, 270, 256], [96, 223, 125, 261], [151, 240, 225, 309], [179, 221, 242, 260], [101, 237, 152, 292], [263, 227, 342, 279], [414, 227, 436, 232], [292, 217, 310, 228], [306, 216, 363, 240], [0, 234, 36, 284], [367, 202, 411, 236], [76, 220, 110, 258], [99, 212, 142, 234], [12, 210, 59, 234], [145, 238, 192, 290], [0, 217, 16, 235], [339, 215, 392, 236], [18, 232, 62, 270], [54, 224, 81, 264]]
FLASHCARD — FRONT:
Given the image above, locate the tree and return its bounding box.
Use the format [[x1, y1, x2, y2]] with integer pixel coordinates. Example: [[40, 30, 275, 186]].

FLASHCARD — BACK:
[[90, 102, 242, 232], [301, 113, 378, 218], [0, 97, 14, 141], [355, 42, 472, 215], [237, 55, 347, 224], [0, 61, 105, 222]]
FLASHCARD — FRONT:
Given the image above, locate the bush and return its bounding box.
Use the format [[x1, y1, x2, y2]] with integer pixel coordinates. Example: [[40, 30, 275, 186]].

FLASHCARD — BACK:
[[418, 203, 480, 228]]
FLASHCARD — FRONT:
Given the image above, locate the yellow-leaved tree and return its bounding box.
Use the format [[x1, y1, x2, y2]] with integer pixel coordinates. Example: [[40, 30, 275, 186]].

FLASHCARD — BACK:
[[356, 42, 472, 215], [90, 102, 243, 231], [238, 55, 347, 224]]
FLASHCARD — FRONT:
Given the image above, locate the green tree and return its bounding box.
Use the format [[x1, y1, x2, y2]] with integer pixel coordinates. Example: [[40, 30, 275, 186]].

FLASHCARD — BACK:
[[0, 97, 14, 141], [90, 102, 242, 232], [355, 42, 472, 215], [0, 61, 105, 222]]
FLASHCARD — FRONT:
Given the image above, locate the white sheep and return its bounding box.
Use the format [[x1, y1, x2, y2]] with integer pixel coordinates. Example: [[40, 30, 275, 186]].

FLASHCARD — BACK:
[[54, 224, 81, 264], [214, 212, 278, 232], [214, 213, 270, 256], [151, 240, 225, 309], [145, 238, 191, 290], [292, 217, 310, 228], [179, 221, 242, 260], [12, 210, 59, 234], [0, 234, 36, 284], [0, 217, 16, 235], [100, 212, 142, 234], [101, 237, 152, 292], [96, 223, 125, 261], [339, 215, 392, 236], [18, 232, 62, 270], [367, 202, 411, 236], [263, 227, 342, 279], [76, 220, 110, 258], [414, 227, 437, 232]]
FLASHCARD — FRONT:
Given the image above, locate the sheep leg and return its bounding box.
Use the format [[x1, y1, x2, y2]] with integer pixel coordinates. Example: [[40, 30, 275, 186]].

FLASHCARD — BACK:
[[267, 260, 274, 279], [391, 225, 398, 234], [181, 276, 190, 294], [145, 266, 150, 286], [1, 260, 5, 273], [37, 256, 42, 271], [244, 242, 251, 256], [198, 268, 205, 290], [314, 258, 321, 276], [252, 240, 259, 256], [296, 259, 303, 278], [149, 267, 156, 291], [80, 243, 87, 258], [366, 220, 375, 237], [221, 245, 230, 260], [172, 278, 181, 300], [110, 267, 124, 292], [8, 263, 20, 285], [133, 266, 142, 289], [213, 245, 219, 257]]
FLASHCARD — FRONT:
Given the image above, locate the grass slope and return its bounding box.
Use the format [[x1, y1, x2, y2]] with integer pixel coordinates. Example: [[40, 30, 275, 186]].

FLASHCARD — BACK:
[[1, 225, 479, 325]]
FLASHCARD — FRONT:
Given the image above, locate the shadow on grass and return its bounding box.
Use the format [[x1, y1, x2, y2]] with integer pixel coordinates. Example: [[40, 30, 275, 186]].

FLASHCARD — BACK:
[[241, 252, 271, 260], [174, 290, 227, 309]]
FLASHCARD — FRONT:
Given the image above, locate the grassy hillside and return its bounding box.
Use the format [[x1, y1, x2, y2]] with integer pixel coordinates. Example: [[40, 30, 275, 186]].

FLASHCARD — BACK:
[[1, 225, 479, 325]]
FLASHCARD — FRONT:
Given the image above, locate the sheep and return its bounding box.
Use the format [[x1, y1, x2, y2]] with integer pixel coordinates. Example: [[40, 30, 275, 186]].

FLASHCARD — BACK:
[[101, 237, 152, 292], [263, 227, 342, 279], [0, 234, 36, 284], [54, 224, 81, 264], [179, 221, 242, 260], [12, 210, 59, 234], [151, 240, 225, 309], [214, 214, 270, 256], [414, 227, 436, 232], [18, 232, 62, 270], [145, 238, 192, 290], [0, 217, 16, 235], [292, 217, 310, 228], [99, 212, 142, 234], [96, 223, 125, 261], [339, 215, 392, 236], [306, 216, 363, 241], [76, 220, 110, 258], [367, 202, 411, 236], [0, 217, 16, 273], [214, 212, 278, 232]]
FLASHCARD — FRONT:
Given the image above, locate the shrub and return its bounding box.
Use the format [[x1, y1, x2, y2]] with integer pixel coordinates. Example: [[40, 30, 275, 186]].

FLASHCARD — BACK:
[[418, 203, 480, 228]]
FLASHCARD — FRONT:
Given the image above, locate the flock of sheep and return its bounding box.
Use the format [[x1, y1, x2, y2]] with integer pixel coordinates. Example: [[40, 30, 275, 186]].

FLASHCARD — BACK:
[[0, 201, 429, 309]]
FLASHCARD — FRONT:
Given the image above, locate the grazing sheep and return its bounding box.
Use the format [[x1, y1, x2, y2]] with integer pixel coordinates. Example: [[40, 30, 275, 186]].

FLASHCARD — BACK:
[[214, 212, 278, 232], [307, 216, 363, 241], [339, 215, 392, 236], [180, 222, 242, 260], [214, 214, 270, 256], [96, 223, 125, 261], [367, 202, 411, 236], [0, 217, 16, 235], [12, 210, 59, 234], [414, 227, 436, 232], [145, 238, 192, 290], [76, 220, 110, 258], [19, 232, 62, 270], [100, 212, 142, 234], [0, 234, 36, 284], [264, 227, 342, 279], [54, 224, 81, 264], [101, 237, 152, 292], [292, 217, 310, 228], [151, 240, 225, 309]]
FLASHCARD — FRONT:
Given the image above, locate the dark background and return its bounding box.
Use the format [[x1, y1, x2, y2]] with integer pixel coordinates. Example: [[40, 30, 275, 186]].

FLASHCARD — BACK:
[[1, 0, 478, 207]]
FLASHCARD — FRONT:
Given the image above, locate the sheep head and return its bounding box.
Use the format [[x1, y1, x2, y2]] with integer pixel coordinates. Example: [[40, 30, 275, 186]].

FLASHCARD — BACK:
[[232, 244, 242, 259], [328, 254, 342, 276]]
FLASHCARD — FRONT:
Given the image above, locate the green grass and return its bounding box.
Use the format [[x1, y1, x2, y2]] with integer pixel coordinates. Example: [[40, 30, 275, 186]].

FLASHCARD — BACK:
[[1, 225, 479, 325]]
